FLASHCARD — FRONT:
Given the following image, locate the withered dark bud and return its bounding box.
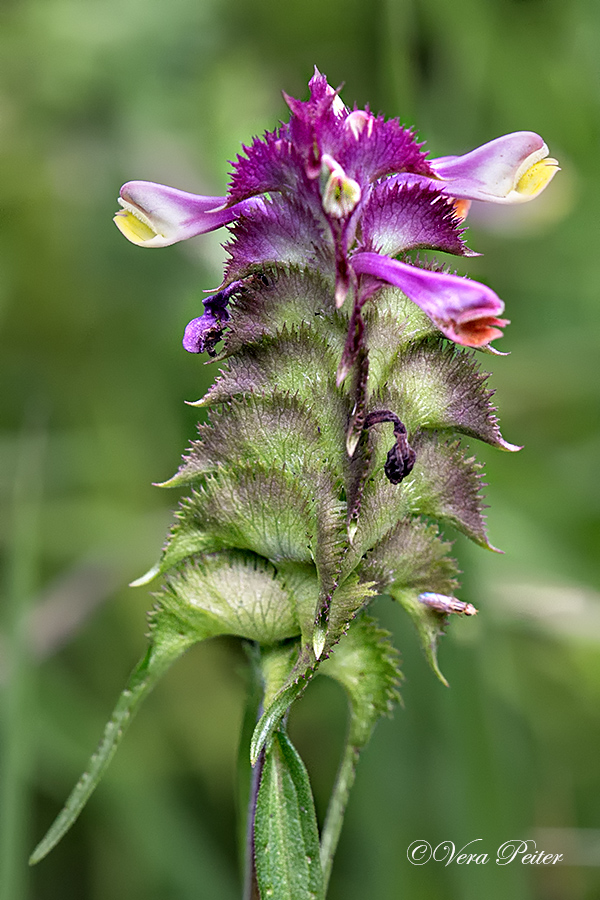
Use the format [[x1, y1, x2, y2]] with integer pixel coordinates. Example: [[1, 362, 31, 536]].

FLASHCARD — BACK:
[[363, 410, 417, 485]]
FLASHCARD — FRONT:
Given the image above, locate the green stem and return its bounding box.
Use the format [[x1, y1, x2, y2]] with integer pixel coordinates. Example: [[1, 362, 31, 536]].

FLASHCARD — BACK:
[[319, 737, 360, 893], [239, 643, 264, 900], [243, 749, 265, 900]]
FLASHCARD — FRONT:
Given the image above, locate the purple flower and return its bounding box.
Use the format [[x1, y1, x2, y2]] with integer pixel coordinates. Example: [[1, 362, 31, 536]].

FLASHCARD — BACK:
[[430, 132, 559, 205], [351, 252, 508, 347], [114, 69, 557, 353], [114, 181, 256, 247]]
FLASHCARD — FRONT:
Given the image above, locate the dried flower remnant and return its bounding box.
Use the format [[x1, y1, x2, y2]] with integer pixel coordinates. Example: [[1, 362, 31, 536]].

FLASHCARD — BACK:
[[32, 71, 557, 899], [363, 410, 416, 485], [419, 592, 478, 616]]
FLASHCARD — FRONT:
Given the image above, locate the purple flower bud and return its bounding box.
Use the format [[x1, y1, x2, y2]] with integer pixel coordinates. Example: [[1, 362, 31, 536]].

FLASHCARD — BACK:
[[182, 281, 243, 354]]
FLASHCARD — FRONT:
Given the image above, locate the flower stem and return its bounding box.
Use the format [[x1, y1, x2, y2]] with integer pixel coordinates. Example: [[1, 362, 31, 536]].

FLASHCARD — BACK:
[[239, 643, 264, 900], [320, 737, 360, 893], [242, 749, 265, 900]]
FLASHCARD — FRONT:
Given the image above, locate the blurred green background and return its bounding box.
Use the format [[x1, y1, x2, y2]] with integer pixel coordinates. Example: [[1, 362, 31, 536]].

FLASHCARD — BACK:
[[1, 0, 599, 897]]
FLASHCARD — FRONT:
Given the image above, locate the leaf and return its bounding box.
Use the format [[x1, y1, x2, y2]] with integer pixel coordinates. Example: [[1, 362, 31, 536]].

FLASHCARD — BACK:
[[355, 519, 461, 685], [29, 632, 193, 865], [358, 516, 459, 599], [224, 205, 334, 285], [361, 181, 470, 258], [254, 731, 324, 900], [316, 616, 402, 886], [363, 285, 439, 381], [349, 430, 494, 557], [218, 266, 344, 364], [161, 393, 326, 489], [407, 433, 496, 549], [250, 643, 316, 766], [195, 329, 349, 468], [160, 466, 315, 573]]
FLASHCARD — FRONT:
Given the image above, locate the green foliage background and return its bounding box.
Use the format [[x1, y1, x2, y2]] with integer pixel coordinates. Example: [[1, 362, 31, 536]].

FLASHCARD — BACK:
[[1, 0, 599, 897]]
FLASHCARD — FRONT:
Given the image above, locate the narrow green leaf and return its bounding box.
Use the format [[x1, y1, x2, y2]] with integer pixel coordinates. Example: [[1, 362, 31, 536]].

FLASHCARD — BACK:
[[29, 633, 192, 865], [254, 731, 324, 900], [250, 576, 377, 765]]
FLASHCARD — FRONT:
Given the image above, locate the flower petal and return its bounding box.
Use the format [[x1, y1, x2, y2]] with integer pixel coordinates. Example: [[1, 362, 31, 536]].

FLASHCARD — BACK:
[[431, 132, 559, 204], [351, 251, 507, 347], [114, 181, 249, 247]]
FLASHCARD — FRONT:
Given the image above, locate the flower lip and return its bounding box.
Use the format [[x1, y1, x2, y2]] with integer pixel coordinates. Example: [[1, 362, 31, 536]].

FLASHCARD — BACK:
[[430, 132, 559, 204], [514, 156, 560, 198], [448, 313, 510, 347], [114, 202, 159, 244], [114, 181, 242, 248]]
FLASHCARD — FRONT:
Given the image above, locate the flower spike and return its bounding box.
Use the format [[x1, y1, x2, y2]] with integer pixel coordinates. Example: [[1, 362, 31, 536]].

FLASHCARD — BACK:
[[33, 72, 556, 881]]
